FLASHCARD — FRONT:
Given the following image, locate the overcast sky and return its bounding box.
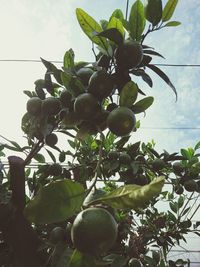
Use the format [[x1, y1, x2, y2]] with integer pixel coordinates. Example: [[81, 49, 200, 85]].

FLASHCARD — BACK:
[[0, 0, 200, 260]]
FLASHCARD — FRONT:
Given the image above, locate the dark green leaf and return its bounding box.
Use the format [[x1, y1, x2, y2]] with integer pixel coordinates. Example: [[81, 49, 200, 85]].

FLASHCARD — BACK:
[[144, 0, 162, 26], [195, 141, 200, 151], [33, 153, 45, 163], [131, 69, 153, 87], [97, 28, 123, 45], [115, 136, 131, 149], [76, 8, 108, 53], [129, 0, 146, 41], [64, 49, 75, 69], [40, 58, 62, 84], [51, 243, 73, 267], [181, 207, 190, 217], [24, 179, 85, 224], [132, 96, 154, 114], [143, 49, 165, 58], [162, 0, 178, 22], [45, 148, 56, 163], [147, 64, 177, 100], [74, 61, 89, 71], [164, 21, 181, 27], [59, 151, 66, 163], [119, 81, 138, 107], [90, 176, 164, 210], [169, 202, 178, 213], [178, 196, 184, 209]]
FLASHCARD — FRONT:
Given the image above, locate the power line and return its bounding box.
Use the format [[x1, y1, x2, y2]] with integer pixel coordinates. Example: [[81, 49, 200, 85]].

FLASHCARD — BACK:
[[141, 127, 200, 130], [0, 59, 200, 67]]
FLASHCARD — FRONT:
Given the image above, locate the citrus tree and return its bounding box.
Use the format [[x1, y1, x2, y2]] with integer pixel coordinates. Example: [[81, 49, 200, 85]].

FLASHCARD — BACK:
[[0, 0, 200, 266]]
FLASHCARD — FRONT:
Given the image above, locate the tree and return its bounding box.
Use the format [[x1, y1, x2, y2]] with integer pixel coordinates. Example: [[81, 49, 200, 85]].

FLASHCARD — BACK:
[[0, 0, 199, 266]]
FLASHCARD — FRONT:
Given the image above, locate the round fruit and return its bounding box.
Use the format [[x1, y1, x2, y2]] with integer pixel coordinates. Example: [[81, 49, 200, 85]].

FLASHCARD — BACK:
[[119, 153, 131, 165], [108, 151, 119, 160], [184, 180, 198, 192], [42, 97, 61, 116], [128, 258, 142, 267], [71, 207, 118, 254], [45, 133, 58, 147], [76, 68, 94, 86], [48, 163, 62, 176], [88, 70, 114, 100], [26, 97, 42, 116], [107, 107, 136, 136], [49, 227, 66, 244], [115, 40, 143, 69], [134, 175, 149, 186], [106, 103, 118, 112], [174, 185, 184, 195], [93, 110, 109, 131], [173, 162, 184, 174], [74, 93, 100, 120], [60, 90, 72, 107], [152, 159, 165, 171]]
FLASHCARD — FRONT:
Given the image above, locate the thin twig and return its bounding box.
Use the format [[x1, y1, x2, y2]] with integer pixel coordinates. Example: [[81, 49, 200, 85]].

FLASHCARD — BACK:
[[23, 140, 44, 166], [189, 202, 200, 221]]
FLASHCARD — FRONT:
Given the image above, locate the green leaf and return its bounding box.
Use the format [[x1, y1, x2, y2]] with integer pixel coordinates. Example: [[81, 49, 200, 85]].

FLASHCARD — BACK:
[[45, 148, 56, 163], [144, 0, 162, 26], [97, 28, 123, 46], [180, 148, 193, 160], [90, 176, 165, 210], [162, 0, 179, 22], [51, 243, 73, 267], [147, 64, 177, 100], [129, 0, 146, 41], [107, 17, 125, 39], [195, 141, 200, 151], [164, 21, 181, 27], [24, 179, 84, 224], [61, 72, 84, 97], [110, 9, 124, 22], [143, 49, 165, 58], [131, 69, 153, 87], [132, 96, 154, 114], [33, 153, 45, 163], [64, 49, 75, 69], [169, 202, 178, 213], [69, 249, 96, 267], [40, 58, 62, 84], [76, 8, 108, 52], [119, 81, 138, 107]]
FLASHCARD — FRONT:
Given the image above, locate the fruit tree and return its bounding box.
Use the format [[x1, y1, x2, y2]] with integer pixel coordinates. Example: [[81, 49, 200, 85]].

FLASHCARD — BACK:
[[0, 1, 200, 267]]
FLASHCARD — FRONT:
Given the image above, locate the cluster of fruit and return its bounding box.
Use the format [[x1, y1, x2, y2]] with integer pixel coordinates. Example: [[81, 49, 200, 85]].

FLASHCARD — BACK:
[[26, 40, 144, 140]]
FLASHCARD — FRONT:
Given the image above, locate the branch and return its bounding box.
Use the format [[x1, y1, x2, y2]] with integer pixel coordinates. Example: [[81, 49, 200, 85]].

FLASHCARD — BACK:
[[24, 140, 44, 166]]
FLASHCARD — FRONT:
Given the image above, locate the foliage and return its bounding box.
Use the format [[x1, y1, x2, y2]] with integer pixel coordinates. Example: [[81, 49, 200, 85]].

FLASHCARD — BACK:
[[0, 1, 199, 267]]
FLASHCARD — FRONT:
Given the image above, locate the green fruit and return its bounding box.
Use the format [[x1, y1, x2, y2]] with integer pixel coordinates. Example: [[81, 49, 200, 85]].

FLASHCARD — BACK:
[[60, 90, 72, 107], [107, 107, 136, 136], [49, 227, 66, 244], [174, 185, 184, 195], [48, 163, 62, 176], [106, 103, 118, 112], [134, 175, 149, 186], [77, 68, 94, 86], [128, 258, 142, 267], [184, 180, 198, 192], [108, 151, 119, 160], [26, 97, 42, 116], [152, 251, 160, 264], [88, 70, 114, 100], [42, 97, 61, 116], [45, 133, 58, 147], [71, 207, 117, 254], [152, 158, 165, 171], [74, 93, 100, 120], [119, 153, 131, 165], [172, 162, 184, 174], [115, 40, 143, 69]]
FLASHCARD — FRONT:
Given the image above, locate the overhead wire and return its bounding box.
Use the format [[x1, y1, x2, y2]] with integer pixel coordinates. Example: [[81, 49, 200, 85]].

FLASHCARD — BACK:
[[0, 59, 200, 67]]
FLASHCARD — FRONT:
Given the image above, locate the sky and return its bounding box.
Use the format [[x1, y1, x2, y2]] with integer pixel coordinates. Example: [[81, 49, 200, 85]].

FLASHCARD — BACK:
[[0, 0, 200, 262]]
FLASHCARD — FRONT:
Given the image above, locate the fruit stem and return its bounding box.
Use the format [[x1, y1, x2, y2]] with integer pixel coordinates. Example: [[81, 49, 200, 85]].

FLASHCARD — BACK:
[[24, 140, 44, 166], [86, 130, 104, 196]]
